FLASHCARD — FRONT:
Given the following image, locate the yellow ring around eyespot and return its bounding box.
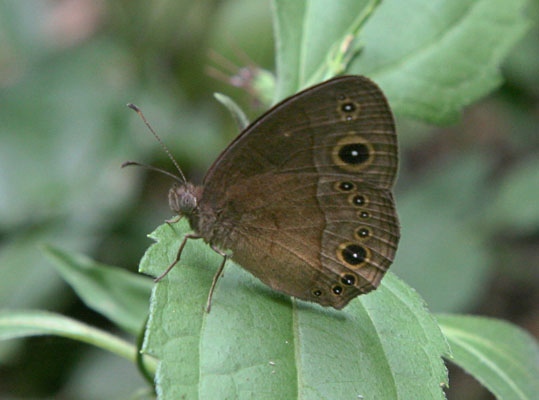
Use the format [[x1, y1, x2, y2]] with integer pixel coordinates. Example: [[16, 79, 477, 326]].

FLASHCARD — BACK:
[[348, 192, 370, 208], [333, 181, 356, 193], [336, 98, 361, 120], [354, 226, 372, 242], [340, 272, 359, 287], [336, 241, 371, 270], [331, 135, 375, 172]]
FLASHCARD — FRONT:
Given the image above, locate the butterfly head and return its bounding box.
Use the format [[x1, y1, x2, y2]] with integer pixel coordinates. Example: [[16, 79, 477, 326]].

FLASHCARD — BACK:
[[169, 182, 200, 216]]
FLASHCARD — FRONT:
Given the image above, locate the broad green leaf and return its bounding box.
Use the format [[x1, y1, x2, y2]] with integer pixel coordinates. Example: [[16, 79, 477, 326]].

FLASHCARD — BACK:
[[43, 245, 153, 335], [0, 310, 157, 373], [272, 0, 529, 122], [140, 221, 448, 399], [438, 314, 539, 400], [354, 0, 530, 123]]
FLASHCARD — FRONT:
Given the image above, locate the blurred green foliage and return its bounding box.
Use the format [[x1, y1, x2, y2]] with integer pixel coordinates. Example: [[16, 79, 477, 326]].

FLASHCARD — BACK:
[[0, 0, 537, 399]]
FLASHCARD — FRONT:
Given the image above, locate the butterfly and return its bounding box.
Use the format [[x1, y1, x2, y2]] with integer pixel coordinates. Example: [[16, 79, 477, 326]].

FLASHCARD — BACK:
[[126, 75, 399, 312]]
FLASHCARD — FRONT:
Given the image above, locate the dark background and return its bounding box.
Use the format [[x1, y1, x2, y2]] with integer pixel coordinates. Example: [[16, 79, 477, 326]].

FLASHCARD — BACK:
[[0, 1, 537, 399]]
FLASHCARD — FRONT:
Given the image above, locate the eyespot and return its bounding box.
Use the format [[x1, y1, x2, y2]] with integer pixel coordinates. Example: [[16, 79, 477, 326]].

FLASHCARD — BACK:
[[332, 285, 343, 295], [358, 211, 370, 219], [337, 97, 360, 120], [349, 193, 369, 207], [335, 181, 356, 192], [341, 274, 356, 286], [355, 227, 371, 240], [312, 289, 322, 297], [332, 135, 374, 172], [337, 242, 370, 269]]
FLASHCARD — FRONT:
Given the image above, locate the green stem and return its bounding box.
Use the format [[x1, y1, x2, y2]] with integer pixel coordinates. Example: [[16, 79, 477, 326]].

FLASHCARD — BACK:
[[0, 310, 158, 374]]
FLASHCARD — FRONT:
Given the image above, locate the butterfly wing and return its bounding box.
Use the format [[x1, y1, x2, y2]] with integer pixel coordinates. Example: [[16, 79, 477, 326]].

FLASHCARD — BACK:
[[200, 75, 399, 309]]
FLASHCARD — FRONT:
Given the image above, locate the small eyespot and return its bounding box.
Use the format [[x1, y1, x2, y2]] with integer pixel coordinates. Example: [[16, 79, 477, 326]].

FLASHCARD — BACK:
[[336, 181, 355, 192], [349, 194, 367, 207], [359, 211, 370, 219], [341, 274, 356, 286], [312, 289, 322, 297], [337, 98, 360, 120], [332, 285, 343, 295], [356, 227, 370, 239]]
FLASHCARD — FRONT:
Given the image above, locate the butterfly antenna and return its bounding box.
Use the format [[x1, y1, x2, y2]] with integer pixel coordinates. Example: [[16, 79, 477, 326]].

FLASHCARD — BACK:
[[127, 103, 187, 183], [121, 161, 184, 184]]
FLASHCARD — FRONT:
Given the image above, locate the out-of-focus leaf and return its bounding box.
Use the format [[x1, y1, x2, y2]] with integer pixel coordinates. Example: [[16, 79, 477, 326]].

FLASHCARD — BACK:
[[43, 245, 152, 335], [272, 0, 375, 101], [394, 154, 492, 312], [352, 0, 529, 123], [61, 349, 150, 400], [438, 314, 539, 400], [485, 158, 539, 233], [140, 221, 448, 400]]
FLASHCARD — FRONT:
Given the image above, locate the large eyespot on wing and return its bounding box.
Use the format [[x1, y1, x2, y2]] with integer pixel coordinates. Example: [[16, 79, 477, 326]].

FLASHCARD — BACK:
[[313, 78, 397, 191]]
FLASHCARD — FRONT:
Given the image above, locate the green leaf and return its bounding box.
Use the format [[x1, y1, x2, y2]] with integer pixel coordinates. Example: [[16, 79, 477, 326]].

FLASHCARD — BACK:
[[354, 0, 530, 123], [394, 154, 492, 312], [271, 0, 377, 101], [140, 221, 449, 399], [43, 245, 153, 335], [0, 310, 157, 374], [485, 157, 539, 233], [438, 314, 539, 400], [214, 93, 250, 131], [272, 0, 529, 122]]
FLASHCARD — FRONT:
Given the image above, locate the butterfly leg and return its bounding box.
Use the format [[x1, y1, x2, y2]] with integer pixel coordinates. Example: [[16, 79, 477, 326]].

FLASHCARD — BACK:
[[154, 233, 202, 282], [165, 215, 182, 225], [205, 245, 227, 313]]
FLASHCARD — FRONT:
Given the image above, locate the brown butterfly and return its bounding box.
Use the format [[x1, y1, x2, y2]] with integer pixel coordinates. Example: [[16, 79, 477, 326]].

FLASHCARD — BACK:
[[126, 75, 400, 312]]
